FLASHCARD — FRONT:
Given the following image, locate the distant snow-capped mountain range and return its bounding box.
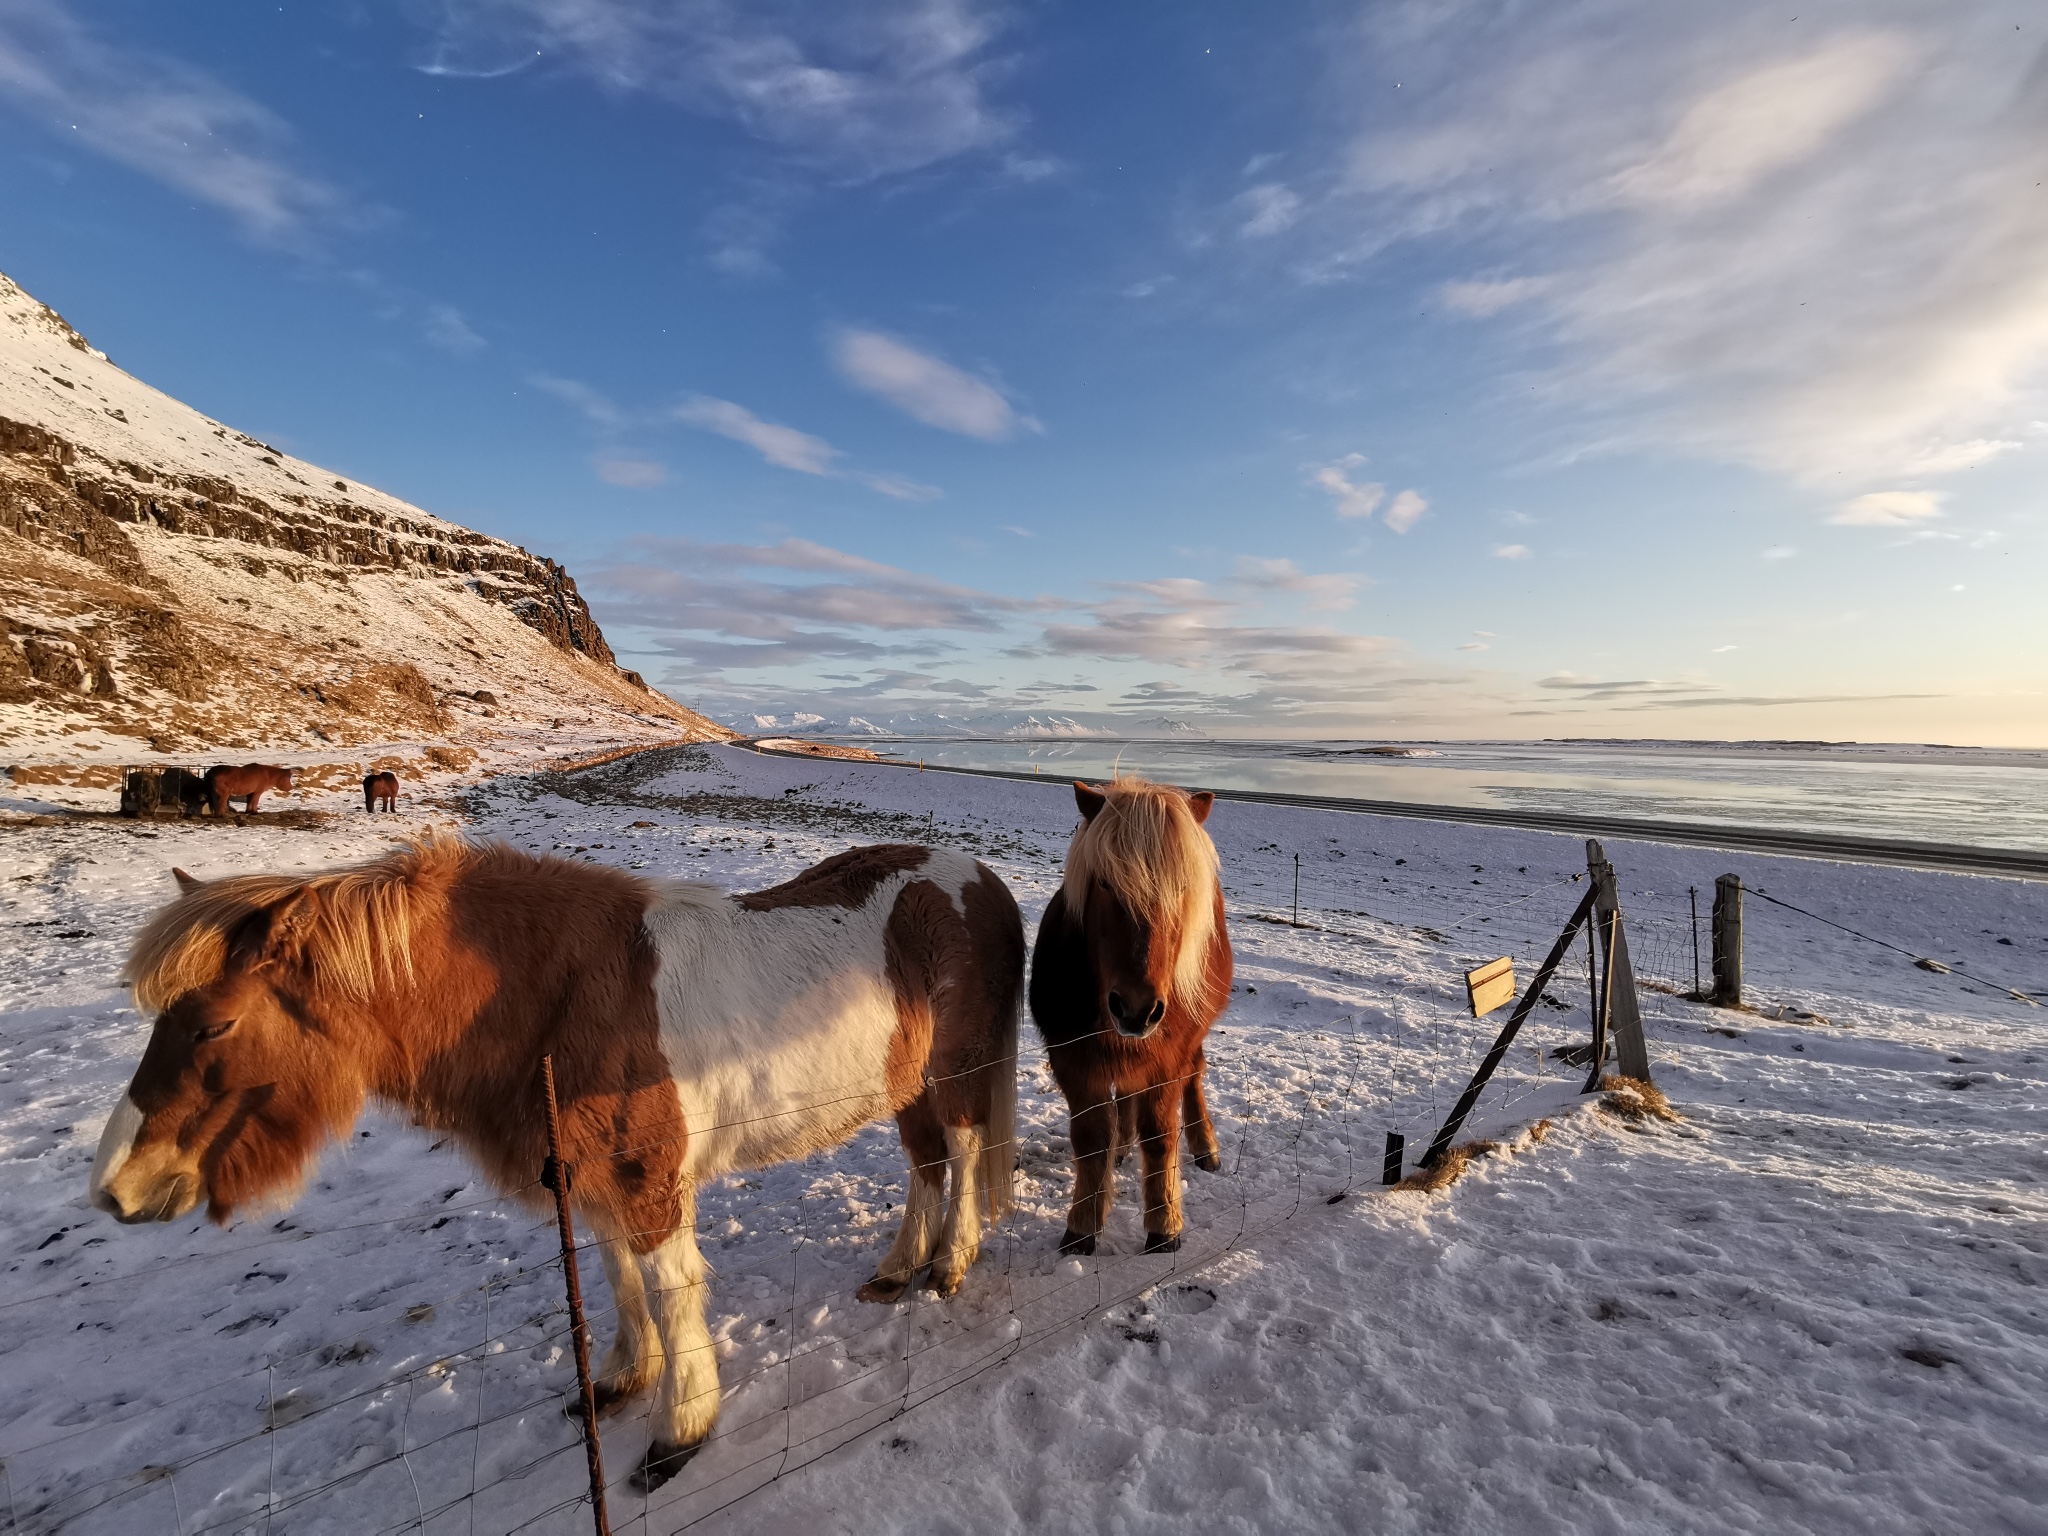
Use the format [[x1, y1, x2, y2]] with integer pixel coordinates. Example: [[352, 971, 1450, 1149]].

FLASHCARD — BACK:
[[731, 710, 1210, 741]]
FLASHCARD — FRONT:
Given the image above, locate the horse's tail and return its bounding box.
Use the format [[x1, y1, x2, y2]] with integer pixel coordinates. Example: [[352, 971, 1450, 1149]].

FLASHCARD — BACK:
[[980, 995, 1018, 1221]]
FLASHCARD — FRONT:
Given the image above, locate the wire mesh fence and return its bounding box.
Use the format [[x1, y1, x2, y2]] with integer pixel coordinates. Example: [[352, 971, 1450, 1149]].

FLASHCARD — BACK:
[[2, 850, 1642, 1536]]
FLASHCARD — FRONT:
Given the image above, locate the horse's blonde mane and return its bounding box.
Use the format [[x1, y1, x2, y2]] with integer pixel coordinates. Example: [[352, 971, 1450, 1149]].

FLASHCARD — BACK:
[[1063, 777, 1221, 1008], [125, 839, 475, 1012]]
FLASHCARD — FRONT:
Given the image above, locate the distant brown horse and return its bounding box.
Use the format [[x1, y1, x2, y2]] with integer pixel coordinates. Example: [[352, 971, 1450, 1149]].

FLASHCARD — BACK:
[[1030, 779, 1233, 1256], [204, 763, 292, 815], [88, 840, 1022, 1492], [363, 771, 399, 812]]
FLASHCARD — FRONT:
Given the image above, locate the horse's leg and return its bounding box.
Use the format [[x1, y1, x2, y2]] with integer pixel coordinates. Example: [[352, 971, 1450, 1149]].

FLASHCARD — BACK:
[[1114, 1093, 1138, 1168], [632, 1216, 719, 1493], [1134, 1083, 1185, 1253], [246, 790, 263, 813], [929, 1123, 984, 1296], [1060, 1080, 1117, 1256], [859, 1096, 947, 1303], [593, 1234, 661, 1415], [1182, 1049, 1223, 1173]]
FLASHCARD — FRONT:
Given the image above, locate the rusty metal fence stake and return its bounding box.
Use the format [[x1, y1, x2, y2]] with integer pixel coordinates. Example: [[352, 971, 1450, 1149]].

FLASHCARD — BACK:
[[541, 1055, 612, 1536]]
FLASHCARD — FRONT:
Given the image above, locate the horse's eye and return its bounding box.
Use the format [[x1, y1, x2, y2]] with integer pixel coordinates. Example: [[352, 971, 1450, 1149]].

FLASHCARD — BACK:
[[194, 1018, 237, 1043]]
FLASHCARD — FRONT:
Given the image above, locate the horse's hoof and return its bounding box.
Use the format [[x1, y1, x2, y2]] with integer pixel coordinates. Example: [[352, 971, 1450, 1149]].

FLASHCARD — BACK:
[[1143, 1231, 1182, 1254], [1058, 1228, 1096, 1257], [856, 1275, 909, 1304], [1193, 1150, 1222, 1173], [630, 1439, 703, 1494], [928, 1269, 965, 1298]]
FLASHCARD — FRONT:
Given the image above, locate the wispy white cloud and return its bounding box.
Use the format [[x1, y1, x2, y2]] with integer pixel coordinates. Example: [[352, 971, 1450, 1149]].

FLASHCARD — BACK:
[[424, 303, 486, 354], [1832, 490, 1943, 526], [412, 0, 1019, 181], [1232, 556, 1358, 611], [1308, 456, 1427, 530], [1286, 4, 2048, 491], [528, 373, 623, 426], [1492, 543, 1531, 560], [676, 395, 839, 474], [1001, 151, 1058, 182], [1311, 454, 1384, 520], [830, 327, 1039, 439], [590, 535, 1039, 669], [595, 456, 666, 488], [0, 0, 351, 243], [1237, 183, 1302, 238], [1761, 545, 1798, 560], [1529, 671, 1934, 712], [674, 394, 942, 498], [1440, 276, 1546, 317], [1385, 489, 1428, 533]]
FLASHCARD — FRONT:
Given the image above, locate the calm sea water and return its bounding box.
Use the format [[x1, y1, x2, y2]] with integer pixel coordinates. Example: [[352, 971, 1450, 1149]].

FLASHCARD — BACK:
[[833, 739, 2048, 853]]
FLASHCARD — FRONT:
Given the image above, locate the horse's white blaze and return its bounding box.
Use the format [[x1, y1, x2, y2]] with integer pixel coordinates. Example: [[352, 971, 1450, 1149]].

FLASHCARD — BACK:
[[88, 1095, 146, 1208], [643, 848, 983, 1181]]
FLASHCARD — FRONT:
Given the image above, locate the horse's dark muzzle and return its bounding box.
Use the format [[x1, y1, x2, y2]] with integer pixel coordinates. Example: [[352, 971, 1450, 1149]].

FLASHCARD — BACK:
[[1106, 992, 1167, 1039]]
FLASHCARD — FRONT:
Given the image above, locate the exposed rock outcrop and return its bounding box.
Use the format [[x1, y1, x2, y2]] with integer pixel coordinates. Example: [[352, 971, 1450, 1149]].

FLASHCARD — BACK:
[[0, 271, 730, 757]]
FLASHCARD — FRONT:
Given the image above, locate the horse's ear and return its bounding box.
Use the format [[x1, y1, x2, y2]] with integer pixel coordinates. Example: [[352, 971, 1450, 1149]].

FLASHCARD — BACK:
[[172, 867, 201, 894], [268, 888, 323, 954], [228, 888, 322, 971], [1186, 791, 1215, 825], [1074, 782, 1107, 822]]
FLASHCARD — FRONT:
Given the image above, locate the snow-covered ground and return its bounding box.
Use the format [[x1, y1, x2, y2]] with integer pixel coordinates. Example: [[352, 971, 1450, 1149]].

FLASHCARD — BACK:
[[2, 746, 2043, 1534]]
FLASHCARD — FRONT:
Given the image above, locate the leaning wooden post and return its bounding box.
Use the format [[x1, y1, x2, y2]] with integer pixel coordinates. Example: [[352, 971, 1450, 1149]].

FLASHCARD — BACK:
[[1584, 840, 1652, 1087], [541, 1055, 612, 1536], [1712, 874, 1743, 1006]]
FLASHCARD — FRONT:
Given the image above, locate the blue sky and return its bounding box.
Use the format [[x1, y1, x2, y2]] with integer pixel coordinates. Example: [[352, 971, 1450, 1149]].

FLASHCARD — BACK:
[[3, 0, 2044, 744]]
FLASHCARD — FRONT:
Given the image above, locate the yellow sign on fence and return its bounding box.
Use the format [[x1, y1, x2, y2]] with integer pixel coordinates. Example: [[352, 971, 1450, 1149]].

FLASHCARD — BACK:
[[1466, 956, 1516, 1019]]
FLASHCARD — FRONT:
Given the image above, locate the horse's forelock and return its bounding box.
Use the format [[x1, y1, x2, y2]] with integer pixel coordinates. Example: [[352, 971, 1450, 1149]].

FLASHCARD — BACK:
[[125, 840, 472, 1012], [1063, 779, 1220, 1008]]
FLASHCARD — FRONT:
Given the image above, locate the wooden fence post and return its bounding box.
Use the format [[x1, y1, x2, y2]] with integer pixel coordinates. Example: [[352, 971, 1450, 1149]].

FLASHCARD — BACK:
[[1712, 874, 1743, 1006], [1585, 840, 1652, 1086], [541, 1055, 612, 1536]]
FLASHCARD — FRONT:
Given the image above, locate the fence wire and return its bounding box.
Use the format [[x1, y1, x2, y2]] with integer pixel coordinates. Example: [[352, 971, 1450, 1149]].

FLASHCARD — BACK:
[[3, 857, 1635, 1536]]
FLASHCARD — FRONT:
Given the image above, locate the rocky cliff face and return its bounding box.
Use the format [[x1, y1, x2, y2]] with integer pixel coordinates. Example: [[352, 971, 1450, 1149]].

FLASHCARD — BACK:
[[0, 271, 728, 759]]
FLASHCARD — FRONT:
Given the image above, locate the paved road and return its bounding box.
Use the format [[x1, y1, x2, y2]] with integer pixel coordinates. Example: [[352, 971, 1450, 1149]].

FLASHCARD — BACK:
[[747, 746, 2048, 882]]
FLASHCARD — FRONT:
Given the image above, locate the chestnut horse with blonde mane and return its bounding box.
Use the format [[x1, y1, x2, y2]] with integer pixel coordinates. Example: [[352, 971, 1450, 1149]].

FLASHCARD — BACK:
[[88, 839, 1023, 1492], [1030, 779, 1232, 1256]]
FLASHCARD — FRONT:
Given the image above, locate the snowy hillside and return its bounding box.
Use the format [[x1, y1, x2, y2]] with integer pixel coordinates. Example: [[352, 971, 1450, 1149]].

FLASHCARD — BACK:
[[0, 271, 730, 766]]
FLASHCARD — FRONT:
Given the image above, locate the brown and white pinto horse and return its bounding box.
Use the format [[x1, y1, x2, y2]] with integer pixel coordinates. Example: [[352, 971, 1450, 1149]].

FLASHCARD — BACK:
[[204, 763, 292, 815], [88, 840, 1023, 1492], [1029, 779, 1232, 1257]]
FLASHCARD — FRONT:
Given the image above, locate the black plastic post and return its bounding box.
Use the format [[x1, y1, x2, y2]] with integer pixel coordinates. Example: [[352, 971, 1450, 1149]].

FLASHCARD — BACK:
[[1382, 1132, 1404, 1186], [1690, 886, 1701, 998]]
